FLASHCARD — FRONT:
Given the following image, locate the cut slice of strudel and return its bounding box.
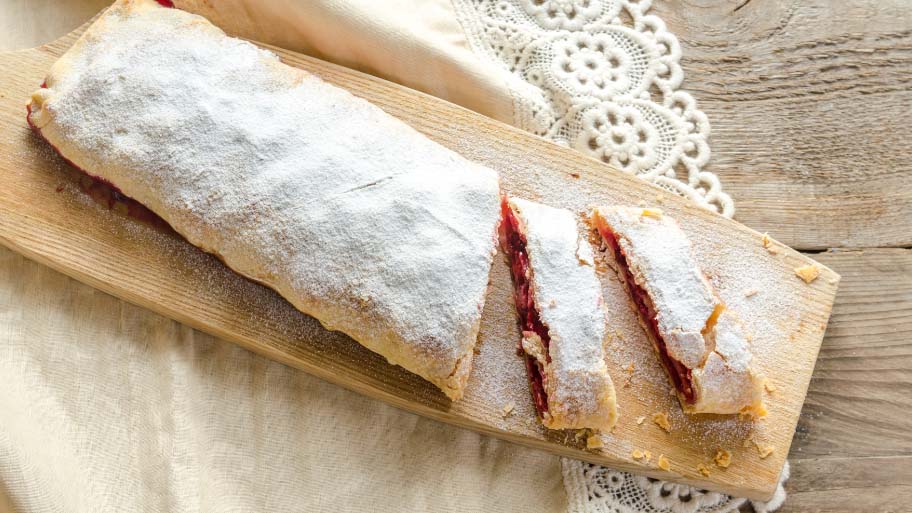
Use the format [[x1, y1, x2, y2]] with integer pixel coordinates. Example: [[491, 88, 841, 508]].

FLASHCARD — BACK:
[[501, 197, 618, 431], [591, 207, 764, 416], [27, 0, 502, 400]]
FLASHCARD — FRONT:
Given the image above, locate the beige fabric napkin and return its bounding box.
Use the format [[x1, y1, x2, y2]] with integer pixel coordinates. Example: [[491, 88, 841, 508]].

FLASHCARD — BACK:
[[0, 247, 565, 512]]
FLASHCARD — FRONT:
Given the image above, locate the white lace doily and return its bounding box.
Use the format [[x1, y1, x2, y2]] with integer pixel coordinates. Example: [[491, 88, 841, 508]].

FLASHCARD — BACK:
[[452, 0, 733, 217], [449, 1, 787, 512], [562, 460, 789, 513]]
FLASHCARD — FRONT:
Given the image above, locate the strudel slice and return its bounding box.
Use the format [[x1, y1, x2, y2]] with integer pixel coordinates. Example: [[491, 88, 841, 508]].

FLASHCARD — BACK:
[[27, 0, 502, 400], [502, 197, 618, 431], [591, 207, 764, 416]]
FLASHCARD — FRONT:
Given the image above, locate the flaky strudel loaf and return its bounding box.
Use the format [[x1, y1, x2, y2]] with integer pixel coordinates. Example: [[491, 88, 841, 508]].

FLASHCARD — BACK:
[[27, 0, 502, 400], [502, 197, 617, 431], [591, 207, 764, 415]]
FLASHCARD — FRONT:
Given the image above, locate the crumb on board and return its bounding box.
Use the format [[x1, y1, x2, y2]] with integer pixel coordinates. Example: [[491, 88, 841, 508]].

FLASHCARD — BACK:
[[657, 454, 670, 471], [653, 412, 671, 432], [761, 232, 780, 254], [656, 194, 665, 203], [637, 199, 647, 207], [757, 443, 775, 459], [626, 362, 635, 372], [795, 264, 820, 284], [697, 463, 711, 477], [636, 416, 646, 425], [765, 381, 777, 394], [745, 288, 758, 298], [501, 402, 515, 417], [644, 450, 652, 462], [586, 433, 604, 449], [641, 208, 663, 219], [631, 449, 645, 460], [714, 449, 732, 468]]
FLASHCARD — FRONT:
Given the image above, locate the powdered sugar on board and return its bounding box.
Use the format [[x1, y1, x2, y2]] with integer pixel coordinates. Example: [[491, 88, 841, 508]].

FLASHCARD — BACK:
[[451, 135, 817, 475]]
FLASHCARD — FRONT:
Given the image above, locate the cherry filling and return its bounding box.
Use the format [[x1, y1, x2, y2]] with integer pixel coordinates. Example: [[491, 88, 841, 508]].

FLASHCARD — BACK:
[[596, 225, 696, 403], [501, 199, 551, 416], [155, 0, 175, 7]]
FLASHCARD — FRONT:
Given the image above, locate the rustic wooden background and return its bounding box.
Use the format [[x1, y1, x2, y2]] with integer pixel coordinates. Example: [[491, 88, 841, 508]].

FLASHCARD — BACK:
[[1, 0, 910, 511], [653, 1, 912, 510]]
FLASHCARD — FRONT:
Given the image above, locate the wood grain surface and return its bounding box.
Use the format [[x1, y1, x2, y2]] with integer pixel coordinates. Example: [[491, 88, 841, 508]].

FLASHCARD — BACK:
[[654, 0, 912, 251], [780, 249, 912, 512], [0, 17, 840, 500], [653, 4, 912, 506]]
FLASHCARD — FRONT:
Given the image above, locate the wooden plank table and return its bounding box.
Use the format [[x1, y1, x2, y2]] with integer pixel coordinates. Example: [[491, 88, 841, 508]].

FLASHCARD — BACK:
[[2, 0, 910, 511], [652, 1, 912, 510]]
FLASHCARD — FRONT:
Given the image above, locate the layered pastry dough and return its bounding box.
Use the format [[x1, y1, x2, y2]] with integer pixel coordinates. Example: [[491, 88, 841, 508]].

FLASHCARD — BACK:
[[502, 197, 617, 431], [27, 0, 502, 400], [591, 207, 763, 415]]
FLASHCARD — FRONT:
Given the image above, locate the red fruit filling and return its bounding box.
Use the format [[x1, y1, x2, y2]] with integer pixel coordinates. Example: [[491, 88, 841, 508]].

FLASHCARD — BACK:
[[155, 0, 175, 7], [595, 223, 695, 403], [501, 199, 550, 416]]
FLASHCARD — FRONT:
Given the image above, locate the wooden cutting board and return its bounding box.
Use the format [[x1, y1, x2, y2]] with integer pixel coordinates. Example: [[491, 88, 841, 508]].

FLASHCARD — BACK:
[[0, 19, 838, 501]]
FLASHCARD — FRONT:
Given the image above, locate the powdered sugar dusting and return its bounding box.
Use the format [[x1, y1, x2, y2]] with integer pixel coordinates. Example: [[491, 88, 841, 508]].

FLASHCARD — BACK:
[[509, 197, 617, 431], [28, 0, 502, 399], [595, 207, 717, 370]]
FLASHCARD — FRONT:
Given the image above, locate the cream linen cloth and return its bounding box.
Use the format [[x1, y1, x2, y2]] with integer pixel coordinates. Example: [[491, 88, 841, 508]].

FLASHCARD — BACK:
[[0, 248, 565, 512]]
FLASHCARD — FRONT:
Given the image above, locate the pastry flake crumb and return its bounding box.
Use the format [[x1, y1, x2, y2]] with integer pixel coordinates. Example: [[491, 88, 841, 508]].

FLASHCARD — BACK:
[[548, 299, 557, 308], [745, 288, 758, 298], [641, 208, 663, 219], [631, 449, 645, 460], [764, 381, 777, 394], [697, 463, 711, 477], [739, 403, 767, 420], [653, 412, 671, 432], [761, 233, 780, 254], [501, 402, 515, 417], [657, 454, 670, 471], [795, 264, 820, 284], [656, 194, 665, 203], [636, 416, 646, 425], [637, 199, 647, 207], [714, 449, 732, 468], [626, 362, 635, 373], [758, 445, 775, 459], [586, 433, 604, 449], [643, 450, 652, 462]]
